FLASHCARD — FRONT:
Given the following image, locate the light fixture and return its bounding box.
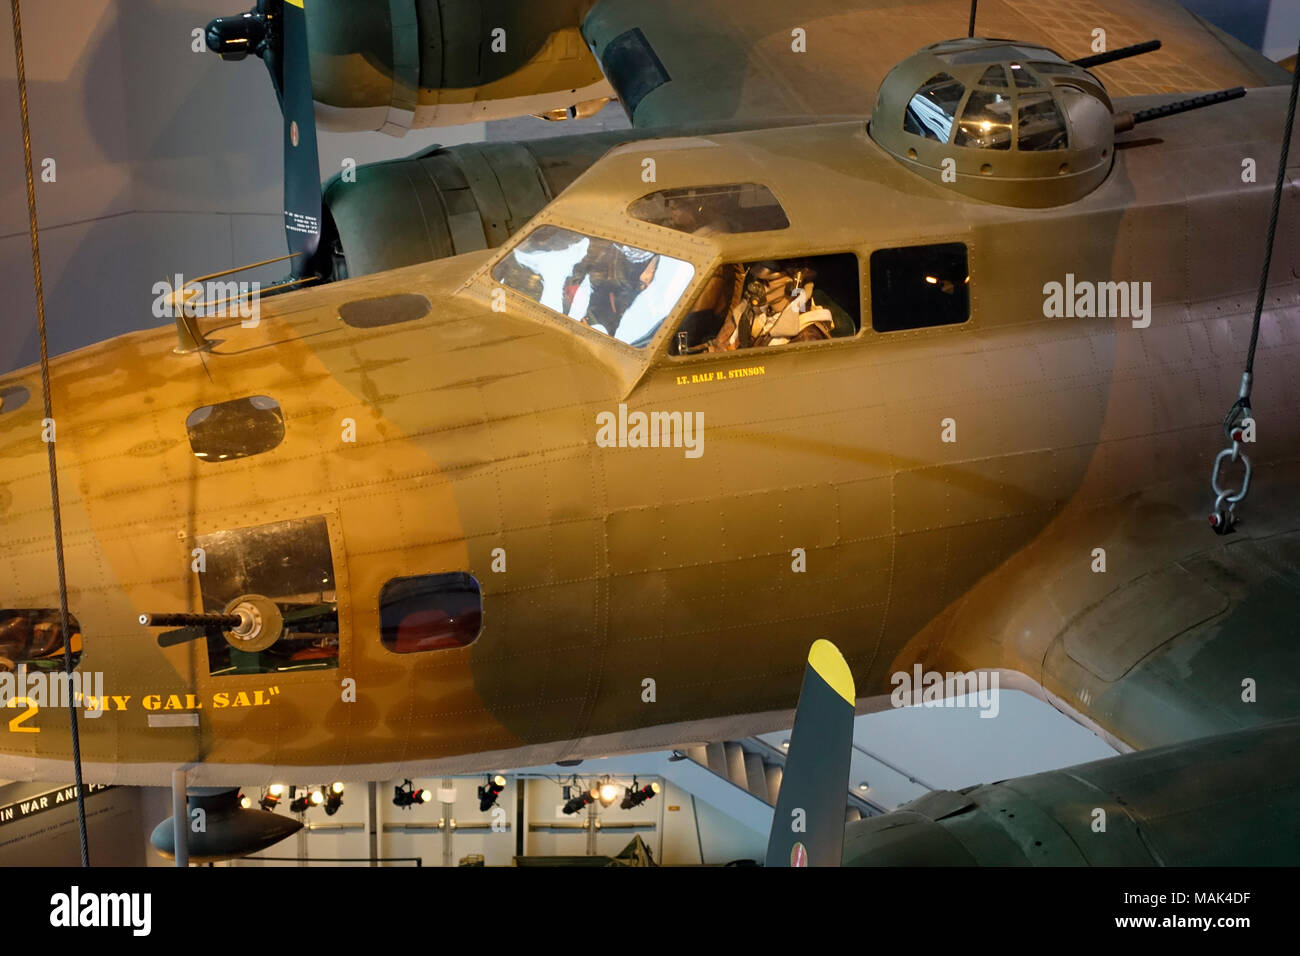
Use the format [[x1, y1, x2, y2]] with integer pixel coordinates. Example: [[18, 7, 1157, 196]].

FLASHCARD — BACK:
[[325, 781, 344, 815], [477, 774, 506, 812], [621, 779, 662, 809], [288, 788, 325, 813], [259, 786, 282, 812], [858, 781, 870, 791], [238, 793, 251, 810], [781, 740, 790, 750], [598, 779, 620, 807], [562, 789, 596, 815], [393, 779, 432, 809]]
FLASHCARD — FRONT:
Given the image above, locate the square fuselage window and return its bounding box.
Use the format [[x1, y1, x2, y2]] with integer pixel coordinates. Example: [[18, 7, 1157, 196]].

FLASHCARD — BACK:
[[380, 573, 482, 653], [869, 243, 970, 332]]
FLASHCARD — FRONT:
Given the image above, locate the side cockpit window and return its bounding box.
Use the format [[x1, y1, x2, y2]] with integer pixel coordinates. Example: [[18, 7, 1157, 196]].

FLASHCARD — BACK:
[[186, 396, 284, 462], [493, 224, 696, 348], [0, 609, 82, 671], [628, 184, 790, 235], [870, 243, 970, 332], [195, 517, 338, 675], [672, 252, 861, 354], [380, 573, 482, 653]]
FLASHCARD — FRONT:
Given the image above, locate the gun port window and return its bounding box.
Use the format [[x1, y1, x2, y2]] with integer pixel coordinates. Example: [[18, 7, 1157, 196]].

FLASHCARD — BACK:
[[0, 609, 82, 671], [870, 243, 970, 332], [380, 573, 482, 653], [672, 252, 861, 354], [186, 396, 285, 462], [904, 72, 966, 143], [493, 225, 696, 348], [629, 184, 790, 235], [195, 516, 338, 675]]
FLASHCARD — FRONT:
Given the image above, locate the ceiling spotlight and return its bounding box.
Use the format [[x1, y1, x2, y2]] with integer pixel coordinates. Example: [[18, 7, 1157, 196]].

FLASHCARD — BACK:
[[562, 789, 596, 815], [478, 774, 506, 811], [858, 781, 870, 791], [289, 789, 324, 814], [393, 779, 432, 809], [238, 793, 251, 810], [269, 784, 285, 796], [781, 740, 790, 750], [622, 780, 662, 809], [258, 787, 281, 812], [325, 782, 345, 816], [598, 779, 620, 807]]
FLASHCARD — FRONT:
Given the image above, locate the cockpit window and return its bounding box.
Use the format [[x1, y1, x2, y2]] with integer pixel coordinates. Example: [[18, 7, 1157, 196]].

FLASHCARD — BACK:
[[186, 396, 284, 462], [672, 252, 861, 354], [904, 72, 966, 143], [493, 224, 696, 347], [628, 184, 790, 235], [955, 91, 1013, 150]]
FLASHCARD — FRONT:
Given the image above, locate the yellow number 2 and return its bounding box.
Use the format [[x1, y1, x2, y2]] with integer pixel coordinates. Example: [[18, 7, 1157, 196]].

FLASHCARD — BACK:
[[7, 697, 39, 733]]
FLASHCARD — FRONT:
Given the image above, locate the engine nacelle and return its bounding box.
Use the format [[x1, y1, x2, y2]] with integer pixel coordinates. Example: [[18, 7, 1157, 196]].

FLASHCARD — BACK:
[[321, 128, 652, 278], [304, 0, 614, 133]]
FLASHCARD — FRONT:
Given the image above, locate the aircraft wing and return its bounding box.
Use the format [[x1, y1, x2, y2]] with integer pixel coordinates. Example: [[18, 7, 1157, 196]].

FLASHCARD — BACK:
[[582, 0, 1292, 127]]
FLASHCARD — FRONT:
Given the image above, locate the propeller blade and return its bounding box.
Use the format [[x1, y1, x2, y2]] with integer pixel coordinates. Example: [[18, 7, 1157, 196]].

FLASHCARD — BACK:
[[765, 639, 856, 867], [280, 0, 321, 276]]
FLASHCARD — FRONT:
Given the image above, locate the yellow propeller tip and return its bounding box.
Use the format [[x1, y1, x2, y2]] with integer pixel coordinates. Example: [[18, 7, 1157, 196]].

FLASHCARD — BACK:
[[808, 639, 855, 706]]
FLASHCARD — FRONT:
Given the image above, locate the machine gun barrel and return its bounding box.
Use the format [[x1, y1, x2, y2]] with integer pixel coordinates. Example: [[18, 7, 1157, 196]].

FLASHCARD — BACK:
[[1114, 86, 1246, 132], [1073, 39, 1162, 69], [140, 611, 241, 629]]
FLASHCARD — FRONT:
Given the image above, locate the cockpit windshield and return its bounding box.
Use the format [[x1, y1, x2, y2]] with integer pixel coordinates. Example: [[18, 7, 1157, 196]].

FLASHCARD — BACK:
[[492, 224, 696, 347]]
